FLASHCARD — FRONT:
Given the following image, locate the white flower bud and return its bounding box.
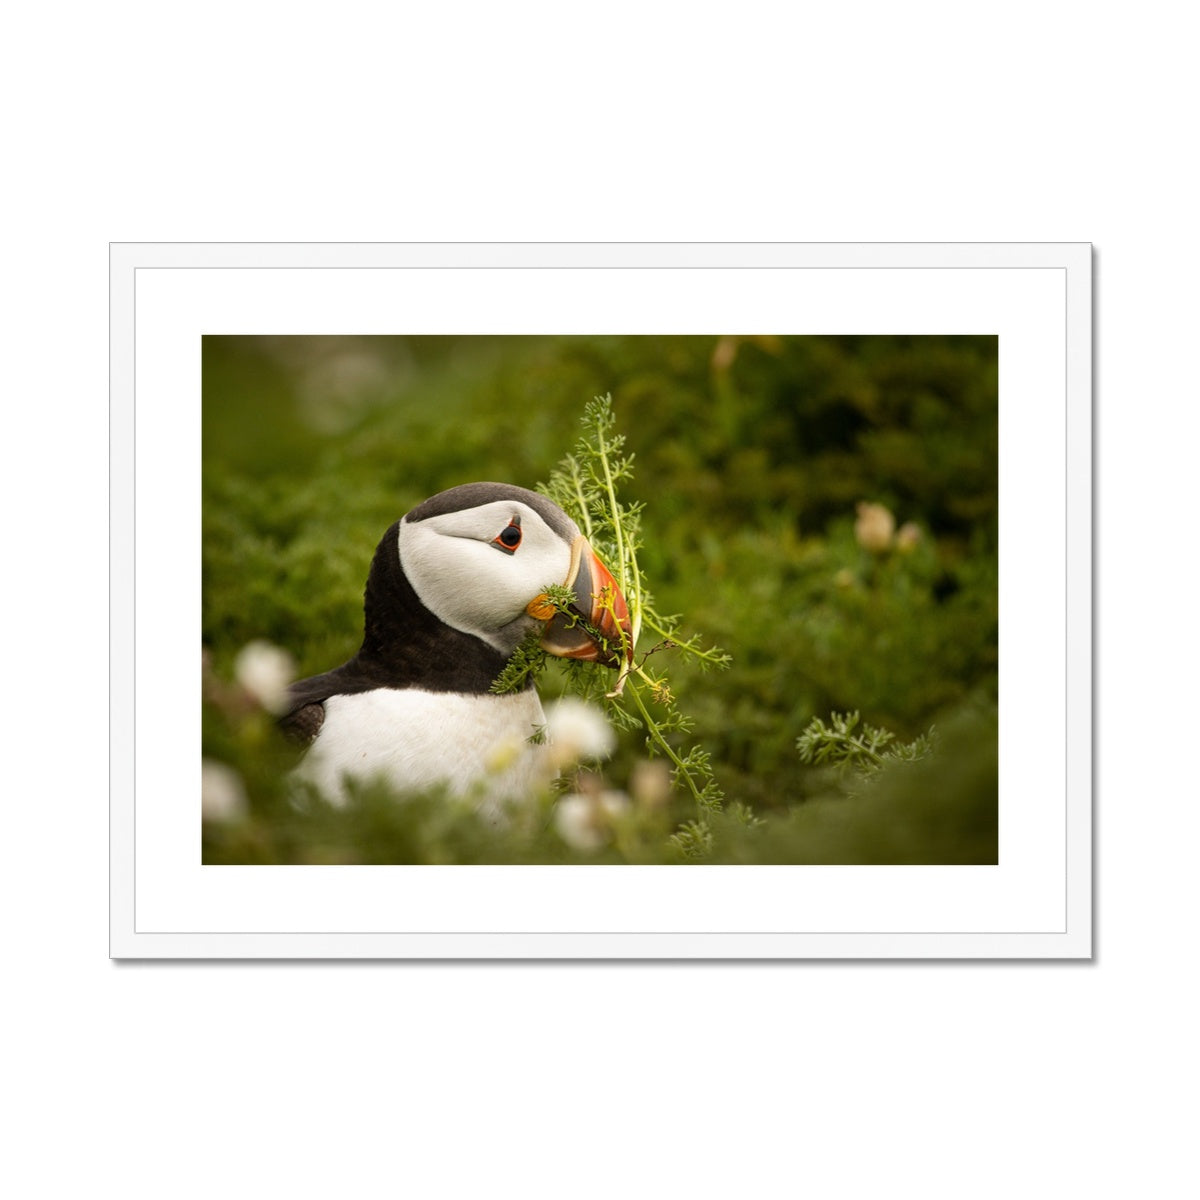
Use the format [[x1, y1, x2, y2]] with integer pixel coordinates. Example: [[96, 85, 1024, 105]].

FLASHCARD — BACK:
[[896, 521, 921, 552], [543, 698, 616, 768], [855, 502, 896, 553], [554, 790, 631, 852], [630, 759, 671, 810], [201, 759, 248, 823], [234, 640, 295, 714]]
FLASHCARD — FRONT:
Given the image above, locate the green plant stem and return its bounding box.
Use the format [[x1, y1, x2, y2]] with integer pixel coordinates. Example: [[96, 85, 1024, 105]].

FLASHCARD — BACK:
[[593, 423, 626, 592], [847, 739, 887, 767], [642, 615, 729, 668], [566, 458, 595, 544], [625, 674, 707, 811], [593, 418, 639, 639]]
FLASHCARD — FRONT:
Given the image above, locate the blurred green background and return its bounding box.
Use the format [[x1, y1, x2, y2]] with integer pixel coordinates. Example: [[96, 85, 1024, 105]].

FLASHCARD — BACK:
[[202, 334, 998, 865]]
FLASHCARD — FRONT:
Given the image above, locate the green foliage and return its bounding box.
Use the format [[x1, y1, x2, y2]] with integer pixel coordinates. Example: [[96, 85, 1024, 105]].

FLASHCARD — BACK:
[[711, 703, 998, 865], [796, 710, 934, 774], [669, 820, 715, 861], [489, 626, 550, 696], [542, 394, 645, 621], [201, 334, 998, 865], [525, 394, 732, 843]]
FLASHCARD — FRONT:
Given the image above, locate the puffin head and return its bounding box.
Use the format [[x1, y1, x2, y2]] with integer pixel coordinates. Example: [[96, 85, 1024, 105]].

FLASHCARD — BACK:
[[396, 482, 633, 667]]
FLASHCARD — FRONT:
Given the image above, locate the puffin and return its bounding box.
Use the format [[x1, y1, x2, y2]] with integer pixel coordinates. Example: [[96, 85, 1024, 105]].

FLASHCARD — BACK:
[[280, 482, 632, 811]]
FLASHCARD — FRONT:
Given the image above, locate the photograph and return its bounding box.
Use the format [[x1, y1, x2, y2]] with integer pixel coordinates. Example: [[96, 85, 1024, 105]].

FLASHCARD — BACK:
[[201, 333, 1000, 867]]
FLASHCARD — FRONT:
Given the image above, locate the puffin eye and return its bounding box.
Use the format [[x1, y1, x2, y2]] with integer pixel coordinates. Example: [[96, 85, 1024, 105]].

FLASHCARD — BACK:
[[492, 519, 523, 554]]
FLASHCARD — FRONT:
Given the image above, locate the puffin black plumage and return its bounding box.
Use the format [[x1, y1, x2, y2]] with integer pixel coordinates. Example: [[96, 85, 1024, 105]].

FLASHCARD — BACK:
[[280, 482, 631, 809]]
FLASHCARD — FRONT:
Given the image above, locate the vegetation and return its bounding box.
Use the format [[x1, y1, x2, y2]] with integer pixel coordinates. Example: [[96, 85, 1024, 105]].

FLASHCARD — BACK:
[[202, 334, 998, 864]]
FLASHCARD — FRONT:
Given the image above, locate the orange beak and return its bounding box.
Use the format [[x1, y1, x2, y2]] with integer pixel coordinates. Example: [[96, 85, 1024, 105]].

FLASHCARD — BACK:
[[535, 537, 634, 668]]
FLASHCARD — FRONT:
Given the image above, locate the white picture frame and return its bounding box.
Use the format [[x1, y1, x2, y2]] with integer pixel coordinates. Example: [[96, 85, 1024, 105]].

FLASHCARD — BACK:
[[110, 242, 1092, 959]]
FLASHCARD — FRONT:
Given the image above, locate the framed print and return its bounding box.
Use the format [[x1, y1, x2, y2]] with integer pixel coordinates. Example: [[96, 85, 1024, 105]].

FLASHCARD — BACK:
[[110, 242, 1092, 959]]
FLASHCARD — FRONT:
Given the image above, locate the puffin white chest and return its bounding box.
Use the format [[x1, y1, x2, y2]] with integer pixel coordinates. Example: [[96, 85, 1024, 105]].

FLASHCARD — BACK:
[[293, 688, 549, 813]]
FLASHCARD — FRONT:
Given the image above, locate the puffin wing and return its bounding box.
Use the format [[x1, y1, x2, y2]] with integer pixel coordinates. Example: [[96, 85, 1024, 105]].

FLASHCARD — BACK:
[[278, 656, 411, 746], [279, 700, 326, 746]]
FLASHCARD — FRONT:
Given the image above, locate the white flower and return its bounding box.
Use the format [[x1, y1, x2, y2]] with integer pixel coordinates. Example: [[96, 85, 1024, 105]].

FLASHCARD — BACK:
[[855, 501, 896, 553], [629, 759, 671, 810], [201, 759, 248, 822], [896, 521, 922, 553], [234, 640, 295, 714], [554, 790, 631, 853], [543, 698, 616, 768]]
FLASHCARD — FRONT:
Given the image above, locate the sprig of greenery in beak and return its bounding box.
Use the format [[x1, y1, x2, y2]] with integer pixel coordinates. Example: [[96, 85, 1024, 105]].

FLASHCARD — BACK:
[[493, 393, 733, 845]]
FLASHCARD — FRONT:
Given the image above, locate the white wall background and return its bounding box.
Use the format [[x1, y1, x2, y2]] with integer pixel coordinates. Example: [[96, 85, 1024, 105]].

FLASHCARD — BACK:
[[2, 3, 1187, 1196]]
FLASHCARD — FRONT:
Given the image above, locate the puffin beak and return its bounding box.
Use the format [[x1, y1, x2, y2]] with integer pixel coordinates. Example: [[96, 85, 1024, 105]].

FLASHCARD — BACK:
[[534, 536, 634, 668]]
